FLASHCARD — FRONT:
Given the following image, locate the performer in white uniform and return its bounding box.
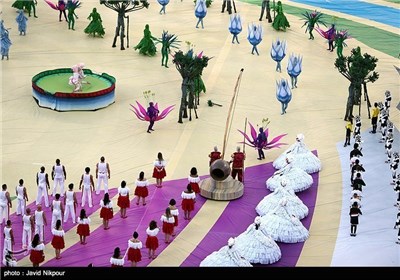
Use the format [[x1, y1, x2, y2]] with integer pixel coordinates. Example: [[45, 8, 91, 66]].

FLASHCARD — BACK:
[[96, 156, 110, 195], [22, 208, 34, 249], [36, 166, 50, 207], [0, 184, 12, 225], [15, 179, 28, 216], [3, 220, 14, 262], [79, 167, 95, 208], [51, 194, 64, 228], [52, 159, 67, 197], [34, 205, 47, 242], [63, 183, 77, 224]]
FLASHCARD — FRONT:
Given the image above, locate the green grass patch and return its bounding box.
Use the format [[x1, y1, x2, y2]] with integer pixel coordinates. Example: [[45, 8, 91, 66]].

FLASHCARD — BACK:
[[240, 0, 400, 58]]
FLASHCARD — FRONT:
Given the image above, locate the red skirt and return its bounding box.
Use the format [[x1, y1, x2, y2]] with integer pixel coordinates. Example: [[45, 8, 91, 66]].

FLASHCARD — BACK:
[[182, 199, 195, 211], [100, 207, 113, 220], [134, 187, 148, 198], [173, 215, 178, 227], [117, 195, 130, 208], [77, 224, 90, 237], [127, 248, 142, 263], [152, 167, 166, 179], [51, 235, 65, 250], [190, 182, 200, 194], [145, 236, 159, 250], [30, 250, 45, 264], [162, 222, 174, 235]]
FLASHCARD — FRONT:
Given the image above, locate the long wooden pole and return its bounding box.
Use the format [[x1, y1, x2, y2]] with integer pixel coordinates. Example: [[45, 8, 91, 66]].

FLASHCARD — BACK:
[[221, 68, 244, 159]]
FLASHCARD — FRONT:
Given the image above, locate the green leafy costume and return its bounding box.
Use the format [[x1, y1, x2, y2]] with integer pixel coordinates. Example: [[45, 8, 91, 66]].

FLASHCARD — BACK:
[[84, 8, 105, 37]]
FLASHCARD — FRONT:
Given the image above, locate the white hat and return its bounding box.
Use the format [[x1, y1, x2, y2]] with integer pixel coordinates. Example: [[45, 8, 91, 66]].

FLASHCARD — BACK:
[[296, 133, 304, 141], [254, 216, 261, 225], [228, 237, 235, 247], [280, 178, 287, 186]]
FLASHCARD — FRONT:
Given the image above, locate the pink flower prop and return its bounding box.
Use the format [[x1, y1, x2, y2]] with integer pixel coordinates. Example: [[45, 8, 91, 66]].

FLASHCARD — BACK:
[[130, 101, 175, 122], [237, 121, 287, 150]]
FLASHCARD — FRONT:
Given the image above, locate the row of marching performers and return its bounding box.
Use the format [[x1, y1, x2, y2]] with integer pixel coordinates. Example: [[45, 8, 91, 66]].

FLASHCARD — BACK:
[[200, 133, 321, 266]]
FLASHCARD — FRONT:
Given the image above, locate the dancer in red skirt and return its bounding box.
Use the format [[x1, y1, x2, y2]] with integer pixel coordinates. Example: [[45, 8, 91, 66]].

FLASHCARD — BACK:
[[168, 199, 179, 236], [181, 184, 196, 220], [51, 219, 65, 259], [127, 231, 142, 267], [134, 171, 149, 206], [29, 233, 45, 267], [161, 207, 175, 243], [188, 167, 200, 193], [145, 220, 159, 259], [77, 208, 90, 244], [100, 193, 113, 230], [152, 152, 166, 188], [110, 247, 124, 267], [117, 180, 130, 218]]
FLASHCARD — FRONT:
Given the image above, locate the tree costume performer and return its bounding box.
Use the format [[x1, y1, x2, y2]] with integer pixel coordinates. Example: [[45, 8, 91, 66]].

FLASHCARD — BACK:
[[157, 0, 170, 14], [287, 53, 302, 89], [259, 0, 272, 22], [44, 0, 68, 22], [84, 8, 105, 37], [195, 0, 207, 29], [25, 0, 38, 18], [158, 30, 180, 68], [334, 29, 350, 58], [16, 10, 28, 36], [0, 28, 12, 60], [301, 10, 326, 40], [272, 1, 290, 31], [270, 38, 286, 72], [221, 0, 237, 15], [229, 13, 242, 44], [247, 23, 263, 55], [67, 0, 81, 31], [134, 24, 157, 56], [275, 79, 292, 115], [315, 24, 336, 51]]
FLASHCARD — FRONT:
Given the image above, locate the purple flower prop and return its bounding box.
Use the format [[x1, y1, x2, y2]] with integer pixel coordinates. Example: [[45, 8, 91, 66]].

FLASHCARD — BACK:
[[130, 101, 175, 122], [238, 121, 287, 150]]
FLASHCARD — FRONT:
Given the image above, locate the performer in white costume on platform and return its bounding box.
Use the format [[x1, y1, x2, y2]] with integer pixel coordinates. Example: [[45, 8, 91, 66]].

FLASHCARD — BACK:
[[235, 216, 281, 264], [273, 133, 321, 174], [256, 179, 309, 219], [259, 198, 309, 243], [200, 237, 253, 267], [267, 154, 313, 192], [96, 156, 110, 195]]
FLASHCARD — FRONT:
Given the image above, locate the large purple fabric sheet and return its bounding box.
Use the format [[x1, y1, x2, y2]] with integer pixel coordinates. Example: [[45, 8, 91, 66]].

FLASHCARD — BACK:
[[181, 155, 319, 267]]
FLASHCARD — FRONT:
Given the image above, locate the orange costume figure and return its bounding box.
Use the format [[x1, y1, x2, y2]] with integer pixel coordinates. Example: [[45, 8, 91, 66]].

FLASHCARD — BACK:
[[209, 146, 222, 166], [231, 146, 246, 182], [127, 231, 142, 267], [77, 209, 90, 244], [181, 184, 196, 220], [188, 167, 200, 194], [100, 193, 113, 230], [51, 220, 65, 259], [134, 171, 149, 206], [152, 152, 167, 188], [110, 247, 124, 267], [145, 220, 160, 259], [116, 180, 130, 218], [160, 207, 175, 244], [29, 234, 45, 267]]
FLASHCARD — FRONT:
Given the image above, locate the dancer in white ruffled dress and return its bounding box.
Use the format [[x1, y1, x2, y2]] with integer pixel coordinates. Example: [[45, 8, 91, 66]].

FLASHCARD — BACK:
[[273, 133, 321, 174], [200, 237, 253, 267], [259, 198, 309, 243], [256, 179, 308, 219], [235, 216, 281, 264], [266, 154, 313, 192]]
